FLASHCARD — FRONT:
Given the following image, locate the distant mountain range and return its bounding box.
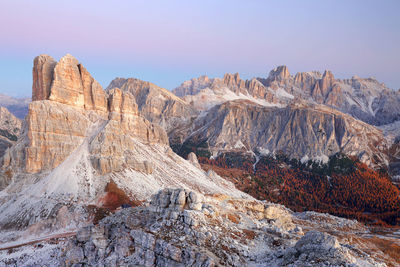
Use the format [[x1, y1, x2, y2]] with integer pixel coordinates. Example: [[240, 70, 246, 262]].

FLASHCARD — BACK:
[[0, 93, 30, 119], [0, 54, 399, 265]]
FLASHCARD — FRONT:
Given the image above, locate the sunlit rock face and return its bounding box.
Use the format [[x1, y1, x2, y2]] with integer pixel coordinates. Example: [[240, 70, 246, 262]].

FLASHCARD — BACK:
[[176, 100, 389, 169], [3, 54, 169, 176], [106, 77, 198, 134]]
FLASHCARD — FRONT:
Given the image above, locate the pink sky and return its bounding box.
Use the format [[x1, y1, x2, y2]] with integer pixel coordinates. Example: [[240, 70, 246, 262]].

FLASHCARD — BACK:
[[0, 0, 399, 97]]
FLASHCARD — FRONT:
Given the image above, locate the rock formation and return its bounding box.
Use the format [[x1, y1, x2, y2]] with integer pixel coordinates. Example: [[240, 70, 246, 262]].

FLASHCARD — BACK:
[[1, 54, 169, 176], [0, 54, 248, 235], [32, 55, 56, 101], [174, 66, 400, 126], [106, 77, 198, 135], [1, 189, 391, 266], [177, 100, 389, 168], [171, 66, 400, 172], [0, 106, 21, 161]]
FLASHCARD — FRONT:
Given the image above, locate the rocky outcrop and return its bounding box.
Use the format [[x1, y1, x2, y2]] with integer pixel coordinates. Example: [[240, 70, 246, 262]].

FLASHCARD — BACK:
[[0, 107, 22, 159], [0, 54, 252, 239], [1, 54, 168, 177], [262, 65, 291, 89], [3, 188, 387, 266], [178, 100, 389, 168], [106, 77, 198, 138], [173, 75, 211, 97], [187, 152, 201, 169], [32, 55, 56, 101], [25, 101, 90, 173]]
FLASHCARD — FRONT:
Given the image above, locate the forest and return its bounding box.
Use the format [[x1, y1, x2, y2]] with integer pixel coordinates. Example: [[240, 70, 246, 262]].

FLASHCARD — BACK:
[[199, 152, 400, 226]]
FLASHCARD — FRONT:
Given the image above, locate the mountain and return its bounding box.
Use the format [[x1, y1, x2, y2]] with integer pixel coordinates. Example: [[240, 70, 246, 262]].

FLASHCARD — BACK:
[[0, 94, 30, 119], [0, 54, 247, 237], [106, 77, 198, 144], [174, 66, 400, 126], [173, 73, 286, 111], [106, 77, 199, 146], [170, 67, 400, 175], [174, 100, 389, 169]]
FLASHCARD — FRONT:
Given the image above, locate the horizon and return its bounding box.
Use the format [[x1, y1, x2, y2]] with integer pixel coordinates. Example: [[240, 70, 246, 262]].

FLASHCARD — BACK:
[[1, 0, 399, 97]]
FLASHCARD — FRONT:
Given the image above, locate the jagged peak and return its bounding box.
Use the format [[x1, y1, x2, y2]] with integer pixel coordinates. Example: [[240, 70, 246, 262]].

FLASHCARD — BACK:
[[322, 70, 334, 80], [223, 72, 240, 80], [33, 54, 55, 64], [108, 76, 187, 105], [32, 53, 108, 111], [268, 65, 290, 80], [59, 53, 79, 64], [294, 71, 322, 80]]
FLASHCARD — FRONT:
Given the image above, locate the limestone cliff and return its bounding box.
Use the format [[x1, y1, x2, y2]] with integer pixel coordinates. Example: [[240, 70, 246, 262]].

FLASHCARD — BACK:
[[0, 54, 246, 235], [177, 100, 389, 169], [106, 77, 198, 134], [1, 54, 168, 178]]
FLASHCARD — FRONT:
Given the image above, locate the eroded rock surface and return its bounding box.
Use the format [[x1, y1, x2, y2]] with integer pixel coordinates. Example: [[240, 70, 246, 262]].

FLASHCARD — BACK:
[[178, 100, 389, 169], [1, 54, 168, 177], [1, 189, 386, 266]]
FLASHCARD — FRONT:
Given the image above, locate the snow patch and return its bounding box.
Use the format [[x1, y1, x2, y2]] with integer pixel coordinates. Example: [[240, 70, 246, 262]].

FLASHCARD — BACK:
[[275, 88, 294, 99]]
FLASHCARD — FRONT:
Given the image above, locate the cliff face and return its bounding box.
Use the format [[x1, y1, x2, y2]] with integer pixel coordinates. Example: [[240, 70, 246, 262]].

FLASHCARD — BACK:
[[0, 54, 246, 234], [2, 54, 168, 177], [106, 78, 198, 134], [178, 100, 388, 168], [0, 107, 22, 159]]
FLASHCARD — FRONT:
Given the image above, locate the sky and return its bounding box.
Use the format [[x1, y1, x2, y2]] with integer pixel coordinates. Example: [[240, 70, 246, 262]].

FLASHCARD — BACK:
[[0, 0, 399, 97]]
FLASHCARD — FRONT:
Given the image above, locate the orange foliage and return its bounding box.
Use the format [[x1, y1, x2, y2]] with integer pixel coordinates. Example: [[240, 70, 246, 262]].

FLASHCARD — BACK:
[[200, 156, 400, 226]]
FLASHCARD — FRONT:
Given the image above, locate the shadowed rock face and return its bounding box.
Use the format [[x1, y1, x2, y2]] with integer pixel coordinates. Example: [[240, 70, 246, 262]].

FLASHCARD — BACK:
[[179, 100, 388, 168], [32, 55, 56, 101], [0, 107, 22, 160]]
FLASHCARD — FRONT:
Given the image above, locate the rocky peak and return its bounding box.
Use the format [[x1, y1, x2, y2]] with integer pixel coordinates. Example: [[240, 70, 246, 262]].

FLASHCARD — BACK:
[[33, 53, 108, 112], [222, 72, 245, 88], [320, 70, 335, 89], [173, 75, 211, 97], [2, 54, 169, 176], [259, 65, 292, 89], [268, 65, 291, 81], [108, 88, 138, 116], [32, 54, 56, 101], [107, 77, 198, 134], [293, 72, 320, 92]]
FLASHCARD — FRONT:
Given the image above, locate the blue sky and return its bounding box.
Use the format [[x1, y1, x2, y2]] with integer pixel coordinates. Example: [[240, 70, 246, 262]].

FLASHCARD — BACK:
[[0, 0, 399, 97]]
